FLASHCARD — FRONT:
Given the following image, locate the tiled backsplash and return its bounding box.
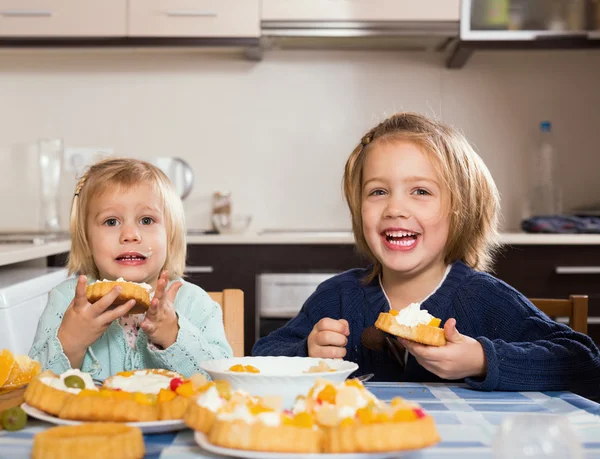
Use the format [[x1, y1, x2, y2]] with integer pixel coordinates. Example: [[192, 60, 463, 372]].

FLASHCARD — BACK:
[[0, 48, 599, 232]]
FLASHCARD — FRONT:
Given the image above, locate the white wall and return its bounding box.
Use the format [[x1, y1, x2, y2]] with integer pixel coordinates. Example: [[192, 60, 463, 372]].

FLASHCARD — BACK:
[[0, 48, 599, 232]]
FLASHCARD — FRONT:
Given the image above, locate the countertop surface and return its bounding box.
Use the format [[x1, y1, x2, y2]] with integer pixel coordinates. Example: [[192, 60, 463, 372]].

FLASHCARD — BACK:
[[3, 232, 600, 268], [186, 231, 600, 245]]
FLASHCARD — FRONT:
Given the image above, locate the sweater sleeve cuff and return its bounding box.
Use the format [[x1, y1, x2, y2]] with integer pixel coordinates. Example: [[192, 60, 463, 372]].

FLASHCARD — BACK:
[[145, 316, 209, 378], [465, 336, 499, 391]]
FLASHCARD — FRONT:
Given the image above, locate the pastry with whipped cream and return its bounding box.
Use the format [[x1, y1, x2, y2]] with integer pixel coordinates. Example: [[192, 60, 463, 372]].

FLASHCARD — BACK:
[[24, 369, 98, 416], [184, 380, 232, 433], [375, 303, 446, 346], [207, 392, 323, 453], [86, 277, 152, 314], [293, 378, 440, 453], [103, 369, 181, 393]]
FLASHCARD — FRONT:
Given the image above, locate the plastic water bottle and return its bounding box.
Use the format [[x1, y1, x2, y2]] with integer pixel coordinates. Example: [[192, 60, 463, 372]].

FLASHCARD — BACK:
[[527, 121, 562, 217], [493, 413, 584, 459]]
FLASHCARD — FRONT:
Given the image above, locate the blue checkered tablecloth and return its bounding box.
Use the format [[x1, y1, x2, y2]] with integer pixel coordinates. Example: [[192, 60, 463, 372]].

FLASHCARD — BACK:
[[2, 382, 600, 459]]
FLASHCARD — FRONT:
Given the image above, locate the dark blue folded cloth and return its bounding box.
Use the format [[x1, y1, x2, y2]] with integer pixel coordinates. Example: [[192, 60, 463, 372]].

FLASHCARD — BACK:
[[521, 215, 600, 234]]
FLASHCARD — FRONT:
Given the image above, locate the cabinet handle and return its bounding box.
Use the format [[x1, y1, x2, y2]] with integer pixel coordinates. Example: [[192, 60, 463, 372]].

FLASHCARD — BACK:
[[0, 10, 53, 17], [555, 266, 600, 274], [185, 266, 214, 274], [166, 10, 218, 18]]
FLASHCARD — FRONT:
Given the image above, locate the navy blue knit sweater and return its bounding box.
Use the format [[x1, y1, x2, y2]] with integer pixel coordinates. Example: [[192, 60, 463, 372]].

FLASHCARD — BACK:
[[253, 262, 600, 397]]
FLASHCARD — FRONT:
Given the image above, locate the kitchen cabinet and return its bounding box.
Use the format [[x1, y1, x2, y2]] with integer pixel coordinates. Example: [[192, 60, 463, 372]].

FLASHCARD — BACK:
[[128, 0, 260, 37], [0, 0, 126, 37], [261, 0, 459, 22]]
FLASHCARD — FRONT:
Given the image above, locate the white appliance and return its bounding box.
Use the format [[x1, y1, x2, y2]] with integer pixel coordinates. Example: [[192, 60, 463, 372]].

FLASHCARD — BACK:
[[0, 267, 69, 355], [257, 273, 339, 339]]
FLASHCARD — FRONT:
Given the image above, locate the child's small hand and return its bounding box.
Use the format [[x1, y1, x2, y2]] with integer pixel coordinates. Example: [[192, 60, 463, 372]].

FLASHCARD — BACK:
[[307, 318, 350, 359], [399, 318, 488, 380], [58, 275, 137, 368], [141, 271, 183, 349]]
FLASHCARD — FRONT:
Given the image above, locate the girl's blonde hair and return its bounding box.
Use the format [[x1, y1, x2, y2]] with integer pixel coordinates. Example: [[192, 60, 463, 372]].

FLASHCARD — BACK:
[[343, 112, 500, 283], [68, 157, 186, 280]]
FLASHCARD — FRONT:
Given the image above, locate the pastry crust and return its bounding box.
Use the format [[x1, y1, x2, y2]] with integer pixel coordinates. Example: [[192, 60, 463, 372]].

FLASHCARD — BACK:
[[208, 420, 322, 453], [31, 423, 144, 459], [24, 374, 77, 416], [59, 393, 159, 422], [86, 281, 151, 314], [375, 312, 446, 346], [322, 415, 440, 453], [159, 395, 190, 420], [184, 403, 217, 433]]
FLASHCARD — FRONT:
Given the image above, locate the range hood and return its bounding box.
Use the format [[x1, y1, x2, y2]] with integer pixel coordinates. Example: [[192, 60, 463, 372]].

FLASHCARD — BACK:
[[448, 0, 600, 68], [260, 0, 460, 53], [261, 20, 459, 52]]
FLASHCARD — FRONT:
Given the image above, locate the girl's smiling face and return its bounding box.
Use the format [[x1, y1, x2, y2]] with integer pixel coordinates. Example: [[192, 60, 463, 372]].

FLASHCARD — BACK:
[[361, 140, 450, 280], [86, 182, 167, 288]]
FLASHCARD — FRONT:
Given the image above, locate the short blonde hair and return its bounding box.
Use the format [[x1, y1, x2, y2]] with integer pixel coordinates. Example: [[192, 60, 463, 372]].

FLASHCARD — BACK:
[[68, 157, 186, 280], [343, 112, 500, 283]]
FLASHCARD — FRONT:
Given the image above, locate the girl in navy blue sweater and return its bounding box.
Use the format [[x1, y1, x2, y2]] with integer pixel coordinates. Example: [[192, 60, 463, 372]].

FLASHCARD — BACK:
[[253, 112, 600, 397]]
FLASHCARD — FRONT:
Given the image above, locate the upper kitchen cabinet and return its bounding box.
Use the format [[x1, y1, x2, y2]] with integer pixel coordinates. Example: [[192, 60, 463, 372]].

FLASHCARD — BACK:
[[449, 0, 600, 68], [0, 0, 126, 37], [128, 0, 260, 37], [261, 0, 459, 22]]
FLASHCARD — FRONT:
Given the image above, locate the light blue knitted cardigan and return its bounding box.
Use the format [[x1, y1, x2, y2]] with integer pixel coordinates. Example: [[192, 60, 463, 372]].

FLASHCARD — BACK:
[[29, 277, 233, 379]]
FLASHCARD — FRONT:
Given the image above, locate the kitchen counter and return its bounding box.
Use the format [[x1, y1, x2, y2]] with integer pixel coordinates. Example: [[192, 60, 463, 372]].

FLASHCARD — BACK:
[[3, 232, 600, 268], [186, 231, 600, 245], [0, 239, 71, 268]]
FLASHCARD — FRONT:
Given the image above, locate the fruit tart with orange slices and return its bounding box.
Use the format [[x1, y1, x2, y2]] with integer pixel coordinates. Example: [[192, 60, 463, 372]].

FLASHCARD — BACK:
[[375, 303, 446, 346], [24, 369, 98, 417], [292, 378, 440, 453], [183, 379, 232, 433], [206, 391, 323, 453]]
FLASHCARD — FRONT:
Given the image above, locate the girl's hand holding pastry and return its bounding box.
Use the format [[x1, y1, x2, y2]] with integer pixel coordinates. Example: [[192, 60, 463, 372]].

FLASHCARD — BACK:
[[399, 319, 488, 380], [58, 275, 137, 368], [140, 270, 182, 349], [307, 318, 350, 359]]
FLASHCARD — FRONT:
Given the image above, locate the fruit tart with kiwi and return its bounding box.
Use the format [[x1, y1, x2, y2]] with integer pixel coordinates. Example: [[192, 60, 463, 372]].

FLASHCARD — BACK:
[[292, 378, 440, 453], [207, 392, 323, 454], [24, 369, 99, 417], [375, 303, 446, 346]]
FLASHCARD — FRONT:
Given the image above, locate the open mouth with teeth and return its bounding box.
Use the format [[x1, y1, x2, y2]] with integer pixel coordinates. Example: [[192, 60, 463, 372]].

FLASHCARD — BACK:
[[383, 230, 420, 246], [116, 254, 147, 262]]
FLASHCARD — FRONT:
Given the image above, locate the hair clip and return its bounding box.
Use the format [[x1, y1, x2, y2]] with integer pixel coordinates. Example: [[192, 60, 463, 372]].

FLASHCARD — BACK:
[[361, 134, 372, 146]]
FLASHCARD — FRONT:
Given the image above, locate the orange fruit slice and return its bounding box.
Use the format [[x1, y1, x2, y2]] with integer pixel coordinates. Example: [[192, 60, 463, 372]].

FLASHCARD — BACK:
[[0, 349, 16, 388], [3, 355, 41, 389]]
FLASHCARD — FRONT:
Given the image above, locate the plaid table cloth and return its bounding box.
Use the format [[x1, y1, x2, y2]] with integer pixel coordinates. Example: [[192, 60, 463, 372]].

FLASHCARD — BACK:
[[2, 382, 599, 459]]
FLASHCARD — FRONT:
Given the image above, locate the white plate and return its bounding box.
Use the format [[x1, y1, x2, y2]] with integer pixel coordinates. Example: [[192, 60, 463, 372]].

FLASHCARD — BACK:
[[195, 432, 408, 459], [21, 403, 186, 434], [198, 357, 359, 408]]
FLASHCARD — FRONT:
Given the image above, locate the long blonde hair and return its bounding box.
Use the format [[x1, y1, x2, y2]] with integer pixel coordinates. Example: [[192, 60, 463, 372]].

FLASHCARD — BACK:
[[67, 157, 186, 279], [343, 112, 500, 283]]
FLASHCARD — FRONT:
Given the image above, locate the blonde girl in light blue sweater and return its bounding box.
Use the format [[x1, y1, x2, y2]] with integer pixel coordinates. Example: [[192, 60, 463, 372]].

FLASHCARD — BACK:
[[30, 158, 232, 379]]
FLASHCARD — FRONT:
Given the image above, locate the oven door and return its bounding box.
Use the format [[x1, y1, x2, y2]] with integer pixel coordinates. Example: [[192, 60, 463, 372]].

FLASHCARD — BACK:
[[257, 273, 337, 338]]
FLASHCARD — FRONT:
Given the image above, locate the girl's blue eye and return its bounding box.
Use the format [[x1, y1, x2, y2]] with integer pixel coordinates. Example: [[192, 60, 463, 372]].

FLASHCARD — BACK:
[[141, 217, 154, 225], [369, 189, 386, 196], [412, 188, 430, 196], [104, 218, 118, 227]]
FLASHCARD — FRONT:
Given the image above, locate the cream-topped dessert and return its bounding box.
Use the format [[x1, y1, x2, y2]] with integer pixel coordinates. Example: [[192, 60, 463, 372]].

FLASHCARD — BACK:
[[392, 303, 434, 326], [40, 369, 98, 394], [196, 385, 226, 412], [103, 369, 181, 394], [92, 277, 152, 293]]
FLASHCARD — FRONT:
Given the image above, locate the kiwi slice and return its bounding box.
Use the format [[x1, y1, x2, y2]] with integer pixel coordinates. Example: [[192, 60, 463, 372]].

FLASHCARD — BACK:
[[2, 406, 27, 431], [64, 375, 86, 389]]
